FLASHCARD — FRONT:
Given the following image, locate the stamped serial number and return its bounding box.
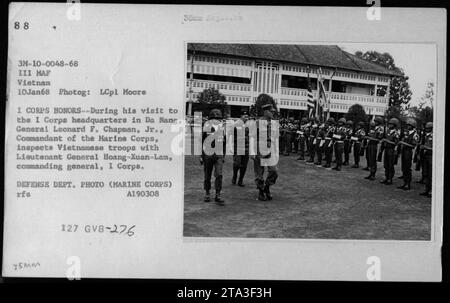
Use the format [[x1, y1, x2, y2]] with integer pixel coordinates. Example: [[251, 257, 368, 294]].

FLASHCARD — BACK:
[[61, 224, 135, 237]]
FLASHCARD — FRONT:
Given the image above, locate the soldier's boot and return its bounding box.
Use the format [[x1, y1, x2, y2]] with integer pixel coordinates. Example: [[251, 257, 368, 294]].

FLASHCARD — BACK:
[[264, 184, 273, 201], [204, 191, 211, 203], [343, 161, 349, 166], [214, 191, 225, 205], [258, 189, 267, 201], [402, 181, 411, 190], [231, 168, 238, 185], [419, 190, 430, 197], [384, 179, 393, 185], [363, 167, 370, 171], [365, 173, 375, 180], [398, 175, 404, 179], [397, 182, 407, 190], [380, 179, 388, 184], [352, 163, 359, 168], [332, 165, 341, 171], [237, 167, 246, 187], [296, 156, 304, 160]]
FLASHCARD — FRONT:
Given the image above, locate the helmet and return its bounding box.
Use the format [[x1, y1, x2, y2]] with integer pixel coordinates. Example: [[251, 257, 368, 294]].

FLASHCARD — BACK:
[[425, 122, 433, 129], [301, 117, 308, 123], [388, 117, 400, 128], [338, 118, 346, 125], [327, 117, 335, 124], [358, 121, 365, 127], [405, 117, 417, 128], [370, 121, 376, 127], [346, 120, 353, 126], [374, 117, 384, 125], [209, 109, 223, 119], [256, 93, 276, 113]]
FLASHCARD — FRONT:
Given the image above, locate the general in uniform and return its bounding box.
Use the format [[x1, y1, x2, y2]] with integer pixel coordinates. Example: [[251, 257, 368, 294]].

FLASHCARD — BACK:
[[201, 108, 226, 205], [252, 94, 279, 201]]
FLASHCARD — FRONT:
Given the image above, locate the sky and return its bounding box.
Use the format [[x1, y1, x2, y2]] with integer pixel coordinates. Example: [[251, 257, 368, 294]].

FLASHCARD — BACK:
[[338, 43, 436, 107]]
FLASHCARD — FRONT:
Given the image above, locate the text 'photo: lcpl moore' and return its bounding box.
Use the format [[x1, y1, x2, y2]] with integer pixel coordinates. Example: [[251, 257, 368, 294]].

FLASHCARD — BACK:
[[183, 43, 435, 240]]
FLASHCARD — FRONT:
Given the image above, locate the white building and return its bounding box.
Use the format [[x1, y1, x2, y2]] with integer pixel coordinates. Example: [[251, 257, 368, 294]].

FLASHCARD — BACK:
[[186, 43, 400, 119]]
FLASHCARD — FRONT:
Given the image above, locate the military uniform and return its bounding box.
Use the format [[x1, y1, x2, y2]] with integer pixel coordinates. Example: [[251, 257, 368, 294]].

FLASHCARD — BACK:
[[380, 118, 400, 185], [332, 118, 347, 171], [352, 122, 366, 168], [314, 123, 326, 165], [307, 121, 319, 163], [420, 122, 433, 197], [252, 94, 279, 201], [397, 118, 419, 190], [343, 121, 353, 166], [296, 118, 308, 160], [284, 119, 295, 155], [232, 117, 250, 187], [365, 119, 384, 180], [323, 119, 335, 168], [201, 109, 226, 204]]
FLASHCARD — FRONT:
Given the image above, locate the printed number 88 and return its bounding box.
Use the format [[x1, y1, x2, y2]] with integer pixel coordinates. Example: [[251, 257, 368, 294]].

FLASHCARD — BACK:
[[14, 22, 29, 30]]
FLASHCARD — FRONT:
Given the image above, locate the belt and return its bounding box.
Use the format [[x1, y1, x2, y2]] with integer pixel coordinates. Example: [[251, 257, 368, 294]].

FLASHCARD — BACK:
[[336, 140, 344, 144]]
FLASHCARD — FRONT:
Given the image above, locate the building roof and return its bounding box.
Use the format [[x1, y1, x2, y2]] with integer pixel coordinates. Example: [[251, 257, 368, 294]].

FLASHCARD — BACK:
[[188, 43, 400, 76]]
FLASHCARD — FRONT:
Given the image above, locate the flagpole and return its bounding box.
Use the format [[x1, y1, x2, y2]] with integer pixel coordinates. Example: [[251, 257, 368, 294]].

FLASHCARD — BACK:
[[327, 68, 336, 121]]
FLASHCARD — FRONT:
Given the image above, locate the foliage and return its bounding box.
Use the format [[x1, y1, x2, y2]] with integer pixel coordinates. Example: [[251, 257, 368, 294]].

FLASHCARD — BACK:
[[345, 104, 368, 126], [354, 51, 412, 108], [196, 87, 228, 117]]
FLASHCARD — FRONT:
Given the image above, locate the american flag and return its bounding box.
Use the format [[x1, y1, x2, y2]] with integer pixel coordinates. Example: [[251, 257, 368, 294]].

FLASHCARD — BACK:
[[306, 74, 315, 118]]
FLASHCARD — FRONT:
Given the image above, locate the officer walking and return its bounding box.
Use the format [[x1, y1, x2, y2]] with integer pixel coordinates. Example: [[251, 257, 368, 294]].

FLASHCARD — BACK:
[[420, 122, 433, 197], [397, 118, 419, 190], [252, 94, 279, 201], [380, 118, 400, 185], [201, 108, 226, 205], [352, 121, 366, 168]]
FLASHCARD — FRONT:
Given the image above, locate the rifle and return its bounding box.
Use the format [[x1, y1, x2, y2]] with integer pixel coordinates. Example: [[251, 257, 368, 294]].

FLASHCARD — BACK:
[[360, 137, 367, 156], [414, 125, 425, 171], [377, 123, 386, 162], [394, 124, 403, 166]]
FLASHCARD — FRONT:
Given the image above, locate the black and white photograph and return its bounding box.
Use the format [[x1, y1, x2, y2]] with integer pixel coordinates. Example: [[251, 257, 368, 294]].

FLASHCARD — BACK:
[[183, 43, 435, 240], [2, 2, 445, 283]]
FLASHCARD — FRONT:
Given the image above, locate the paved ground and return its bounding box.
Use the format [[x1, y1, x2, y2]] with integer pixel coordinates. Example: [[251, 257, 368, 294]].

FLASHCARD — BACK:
[[183, 153, 431, 240]]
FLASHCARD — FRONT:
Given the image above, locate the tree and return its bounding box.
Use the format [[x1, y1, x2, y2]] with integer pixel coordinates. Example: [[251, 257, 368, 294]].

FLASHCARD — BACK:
[[354, 51, 412, 108], [407, 81, 434, 128], [196, 87, 228, 117], [345, 104, 368, 127]]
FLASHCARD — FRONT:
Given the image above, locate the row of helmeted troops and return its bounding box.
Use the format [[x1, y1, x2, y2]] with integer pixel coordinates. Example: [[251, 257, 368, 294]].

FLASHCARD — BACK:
[[197, 93, 433, 205], [278, 116, 433, 197]]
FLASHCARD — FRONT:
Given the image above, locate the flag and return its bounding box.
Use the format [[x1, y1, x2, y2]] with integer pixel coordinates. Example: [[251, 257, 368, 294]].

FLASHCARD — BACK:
[[316, 68, 328, 122], [306, 73, 315, 118]]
